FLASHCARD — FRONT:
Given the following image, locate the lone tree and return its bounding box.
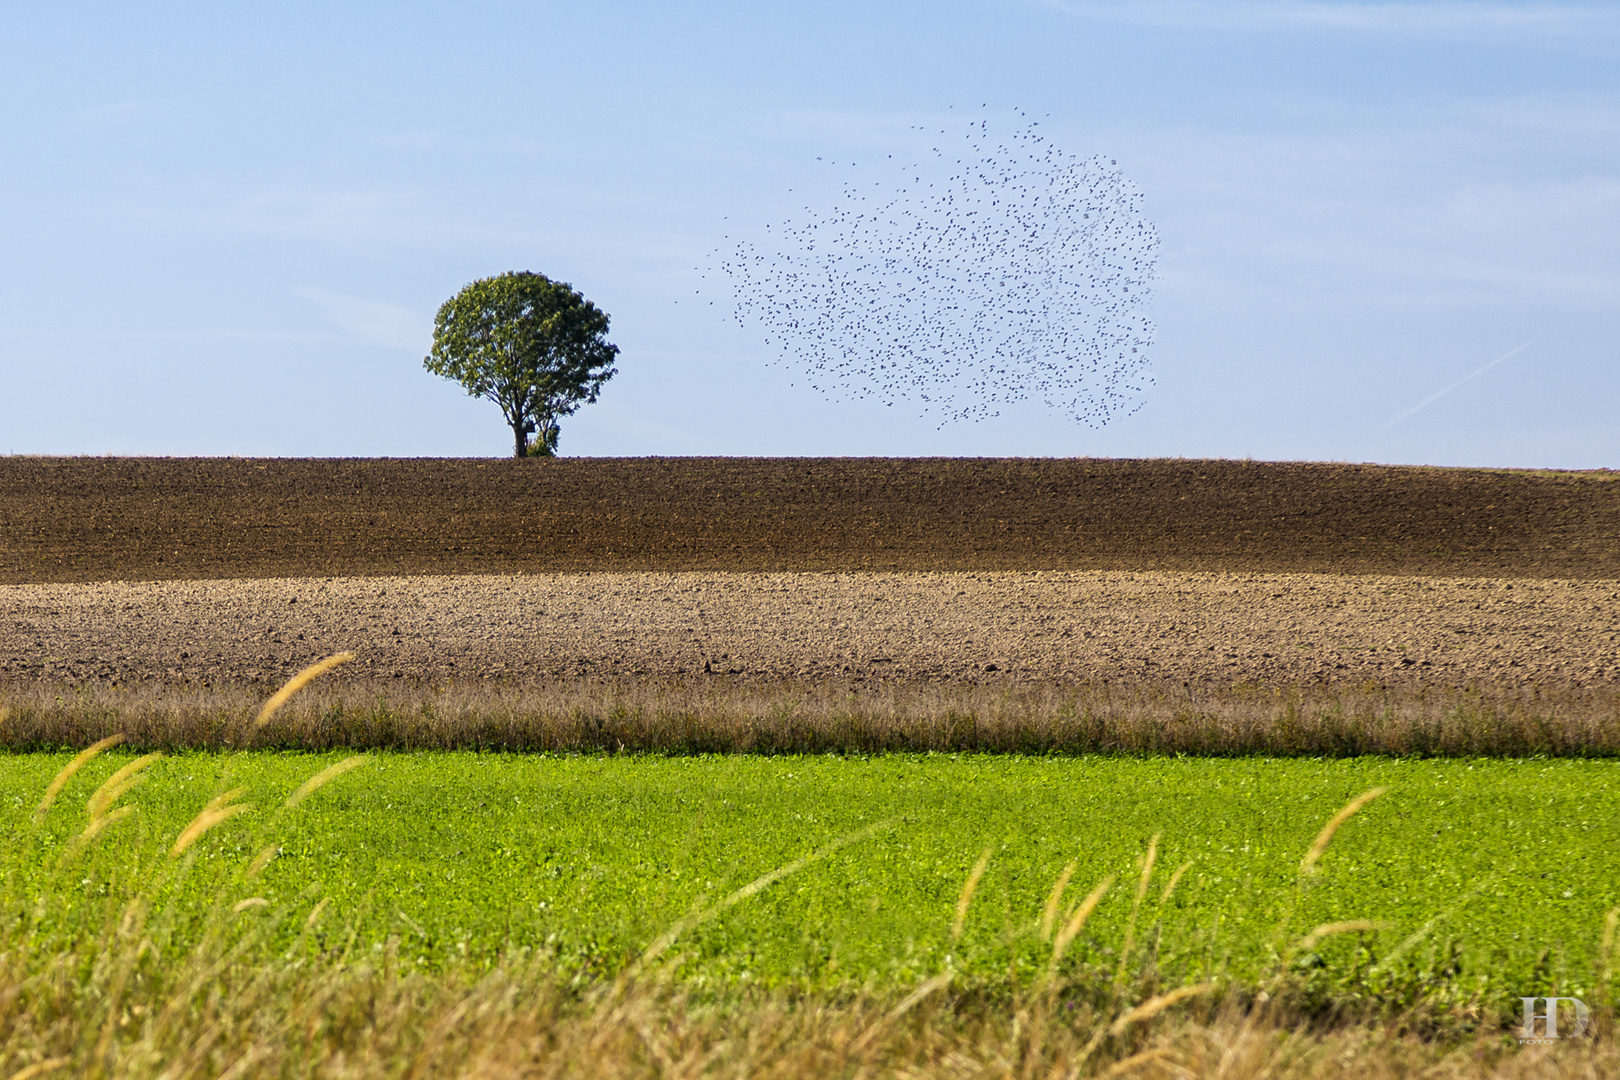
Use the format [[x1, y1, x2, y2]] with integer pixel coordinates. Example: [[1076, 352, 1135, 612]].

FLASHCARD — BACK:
[[424, 271, 619, 457]]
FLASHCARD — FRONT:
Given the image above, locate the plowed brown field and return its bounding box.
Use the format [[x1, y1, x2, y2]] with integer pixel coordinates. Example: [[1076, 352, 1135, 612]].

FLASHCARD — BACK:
[[4, 456, 1619, 583], [6, 570, 1618, 689], [5, 457, 1620, 736]]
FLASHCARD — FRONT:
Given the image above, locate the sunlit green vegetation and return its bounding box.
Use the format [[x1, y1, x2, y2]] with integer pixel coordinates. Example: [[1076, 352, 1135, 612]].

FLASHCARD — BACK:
[[5, 751, 1615, 1002]]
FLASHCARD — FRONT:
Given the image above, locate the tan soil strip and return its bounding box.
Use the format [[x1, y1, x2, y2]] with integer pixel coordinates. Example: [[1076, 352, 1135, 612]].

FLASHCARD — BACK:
[[3, 571, 1617, 689]]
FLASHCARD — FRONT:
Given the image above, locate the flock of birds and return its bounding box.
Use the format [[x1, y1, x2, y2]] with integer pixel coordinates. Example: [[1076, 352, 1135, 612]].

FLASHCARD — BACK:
[[711, 109, 1160, 427]]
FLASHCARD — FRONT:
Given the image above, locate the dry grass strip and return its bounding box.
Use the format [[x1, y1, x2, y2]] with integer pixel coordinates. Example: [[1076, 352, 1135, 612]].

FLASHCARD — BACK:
[[3, 676, 1619, 756]]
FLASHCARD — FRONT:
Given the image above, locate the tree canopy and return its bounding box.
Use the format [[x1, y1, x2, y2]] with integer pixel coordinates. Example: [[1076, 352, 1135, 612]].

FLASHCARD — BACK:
[[424, 271, 619, 457]]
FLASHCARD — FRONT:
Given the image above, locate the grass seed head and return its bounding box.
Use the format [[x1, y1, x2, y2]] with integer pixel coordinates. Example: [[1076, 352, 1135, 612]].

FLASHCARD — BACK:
[[204, 786, 250, 813], [1107, 982, 1217, 1036], [6, 1057, 73, 1080], [284, 754, 371, 810], [85, 751, 163, 824], [79, 804, 135, 842], [33, 732, 126, 822], [1300, 787, 1386, 877], [635, 817, 898, 973], [1041, 860, 1079, 942], [1160, 859, 1193, 907], [1114, 833, 1162, 991], [171, 799, 255, 858], [246, 843, 280, 879], [1135, 833, 1161, 903], [1294, 920, 1391, 953], [1102, 1048, 1173, 1078], [1602, 906, 1619, 1007], [1051, 873, 1115, 977], [254, 651, 356, 728], [852, 970, 955, 1052], [952, 846, 993, 943]]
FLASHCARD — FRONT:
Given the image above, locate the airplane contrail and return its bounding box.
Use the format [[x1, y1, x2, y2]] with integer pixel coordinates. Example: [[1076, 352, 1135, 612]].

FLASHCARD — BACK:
[[1374, 339, 1536, 434]]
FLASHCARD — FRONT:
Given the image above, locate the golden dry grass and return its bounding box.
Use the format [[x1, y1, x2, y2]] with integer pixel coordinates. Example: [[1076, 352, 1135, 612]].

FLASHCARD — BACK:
[[5, 928, 1618, 1079], [3, 676, 1618, 757]]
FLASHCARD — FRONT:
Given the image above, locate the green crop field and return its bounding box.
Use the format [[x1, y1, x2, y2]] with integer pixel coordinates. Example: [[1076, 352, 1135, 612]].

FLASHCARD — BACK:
[[5, 750, 1616, 1004]]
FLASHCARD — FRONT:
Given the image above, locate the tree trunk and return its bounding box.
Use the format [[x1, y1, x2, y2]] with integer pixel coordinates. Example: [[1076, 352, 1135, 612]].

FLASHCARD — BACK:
[[512, 419, 527, 458]]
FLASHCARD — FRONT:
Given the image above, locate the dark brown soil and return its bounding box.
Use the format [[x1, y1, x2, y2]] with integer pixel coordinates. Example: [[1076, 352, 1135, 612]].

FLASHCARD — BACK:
[[3, 457, 1618, 584]]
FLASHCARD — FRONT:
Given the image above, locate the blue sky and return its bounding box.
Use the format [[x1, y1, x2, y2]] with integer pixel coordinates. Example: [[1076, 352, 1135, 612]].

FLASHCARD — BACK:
[[2, 1, 1616, 466]]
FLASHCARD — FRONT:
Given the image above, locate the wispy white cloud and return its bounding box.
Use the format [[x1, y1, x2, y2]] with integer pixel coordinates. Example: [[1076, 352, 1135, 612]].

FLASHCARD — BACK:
[[1039, 0, 1620, 37], [1082, 92, 1620, 309], [297, 289, 431, 352]]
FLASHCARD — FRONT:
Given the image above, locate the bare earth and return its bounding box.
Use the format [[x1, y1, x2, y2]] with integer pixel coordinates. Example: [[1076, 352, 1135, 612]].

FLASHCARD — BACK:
[[7, 457, 1620, 583], [4, 570, 1617, 689]]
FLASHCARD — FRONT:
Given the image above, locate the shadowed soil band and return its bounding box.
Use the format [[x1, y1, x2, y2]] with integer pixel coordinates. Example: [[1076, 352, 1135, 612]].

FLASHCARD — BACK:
[[4, 456, 1620, 583]]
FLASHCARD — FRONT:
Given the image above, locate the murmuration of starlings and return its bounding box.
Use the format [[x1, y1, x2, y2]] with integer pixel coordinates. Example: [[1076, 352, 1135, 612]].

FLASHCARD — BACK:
[[706, 108, 1159, 428]]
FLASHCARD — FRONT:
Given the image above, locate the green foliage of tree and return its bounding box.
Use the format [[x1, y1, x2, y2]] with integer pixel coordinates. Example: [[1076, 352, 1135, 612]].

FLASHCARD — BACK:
[[424, 271, 619, 457]]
